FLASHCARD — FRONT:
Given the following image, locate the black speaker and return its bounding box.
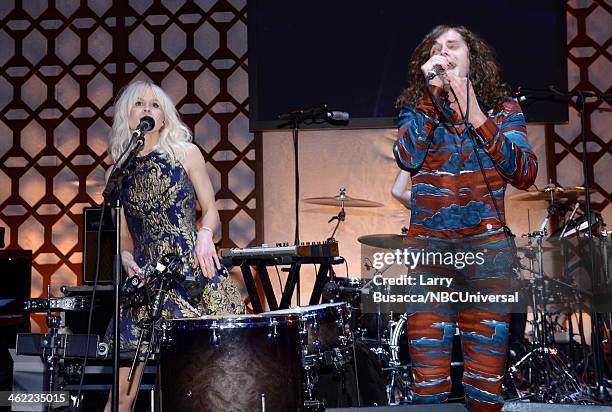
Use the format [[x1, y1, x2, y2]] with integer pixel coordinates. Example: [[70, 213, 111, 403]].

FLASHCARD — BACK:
[[0, 249, 32, 391], [62, 285, 114, 339], [0, 249, 32, 315], [82, 206, 115, 284]]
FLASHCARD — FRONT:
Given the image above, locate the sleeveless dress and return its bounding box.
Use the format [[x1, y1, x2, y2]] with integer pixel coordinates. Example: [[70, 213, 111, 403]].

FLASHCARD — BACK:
[[106, 150, 245, 358]]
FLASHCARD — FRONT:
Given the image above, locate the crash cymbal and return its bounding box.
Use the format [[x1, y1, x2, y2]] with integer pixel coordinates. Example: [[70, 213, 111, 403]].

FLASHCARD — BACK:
[[304, 194, 383, 208], [357, 234, 407, 249], [509, 186, 597, 202]]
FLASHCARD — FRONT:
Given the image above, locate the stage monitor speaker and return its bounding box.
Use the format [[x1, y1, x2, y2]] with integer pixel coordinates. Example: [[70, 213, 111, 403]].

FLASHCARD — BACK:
[[82, 206, 115, 284]]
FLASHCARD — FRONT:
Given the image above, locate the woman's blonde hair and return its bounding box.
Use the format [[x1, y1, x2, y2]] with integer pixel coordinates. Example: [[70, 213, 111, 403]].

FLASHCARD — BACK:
[[107, 80, 192, 165]]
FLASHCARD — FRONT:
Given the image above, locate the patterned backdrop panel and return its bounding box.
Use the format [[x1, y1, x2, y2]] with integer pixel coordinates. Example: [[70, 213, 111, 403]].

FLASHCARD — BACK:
[[546, 0, 611, 217], [0, 0, 258, 331]]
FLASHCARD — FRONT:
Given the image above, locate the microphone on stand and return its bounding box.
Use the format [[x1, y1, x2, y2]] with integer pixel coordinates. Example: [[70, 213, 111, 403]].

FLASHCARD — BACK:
[[278, 105, 349, 122], [327, 111, 349, 121], [132, 116, 155, 140]]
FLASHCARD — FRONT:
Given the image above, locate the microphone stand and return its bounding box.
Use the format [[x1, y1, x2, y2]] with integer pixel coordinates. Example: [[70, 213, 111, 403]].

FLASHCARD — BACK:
[[101, 133, 145, 412], [277, 104, 333, 306]]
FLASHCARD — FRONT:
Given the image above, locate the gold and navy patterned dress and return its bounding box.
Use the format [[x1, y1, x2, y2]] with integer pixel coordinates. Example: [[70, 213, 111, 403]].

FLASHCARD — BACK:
[[107, 150, 244, 358]]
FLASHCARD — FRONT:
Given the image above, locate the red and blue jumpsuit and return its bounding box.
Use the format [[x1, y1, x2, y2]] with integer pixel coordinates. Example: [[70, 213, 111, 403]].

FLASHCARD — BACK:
[[394, 86, 537, 411]]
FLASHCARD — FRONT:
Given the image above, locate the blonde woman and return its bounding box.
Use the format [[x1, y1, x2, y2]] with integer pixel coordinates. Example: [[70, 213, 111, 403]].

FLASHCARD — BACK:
[[103, 81, 244, 412]]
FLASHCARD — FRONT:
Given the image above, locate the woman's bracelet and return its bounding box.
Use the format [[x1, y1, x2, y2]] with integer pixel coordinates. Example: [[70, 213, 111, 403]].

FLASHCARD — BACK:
[[199, 226, 214, 235]]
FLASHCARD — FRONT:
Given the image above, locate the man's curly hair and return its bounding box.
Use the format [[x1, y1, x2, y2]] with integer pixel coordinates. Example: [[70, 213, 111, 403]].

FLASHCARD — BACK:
[[395, 25, 510, 110]]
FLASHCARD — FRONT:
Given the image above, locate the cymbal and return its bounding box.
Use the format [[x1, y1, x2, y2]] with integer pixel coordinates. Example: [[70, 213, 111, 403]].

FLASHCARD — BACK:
[[515, 237, 558, 253], [304, 194, 383, 208], [509, 186, 597, 202], [357, 234, 407, 249]]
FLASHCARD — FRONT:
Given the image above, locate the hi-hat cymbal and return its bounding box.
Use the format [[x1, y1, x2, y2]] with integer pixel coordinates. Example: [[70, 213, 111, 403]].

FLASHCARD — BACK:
[[357, 234, 407, 249], [304, 194, 383, 208], [509, 186, 597, 202], [515, 237, 558, 253]]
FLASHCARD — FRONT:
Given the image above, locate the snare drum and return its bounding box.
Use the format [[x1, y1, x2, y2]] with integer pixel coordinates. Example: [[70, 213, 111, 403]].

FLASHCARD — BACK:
[[263, 302, 351, 354], [161, 314, 302, 412]]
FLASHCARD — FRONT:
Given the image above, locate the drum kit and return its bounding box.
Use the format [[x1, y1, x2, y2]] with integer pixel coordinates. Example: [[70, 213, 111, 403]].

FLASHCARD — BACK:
[[156, 183, 610, 409]]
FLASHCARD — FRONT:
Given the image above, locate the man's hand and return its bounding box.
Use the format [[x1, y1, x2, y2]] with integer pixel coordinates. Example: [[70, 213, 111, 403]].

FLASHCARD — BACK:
[[421, 55, 452, 88], [446, 72, 487, 128]]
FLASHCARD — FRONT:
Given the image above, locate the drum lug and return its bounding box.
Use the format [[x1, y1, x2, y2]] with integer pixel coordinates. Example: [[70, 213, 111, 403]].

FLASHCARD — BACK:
[[211, 322, 220, 345], [299, 320, 308, 343], [160, 321, 173, 348], [311, 319, 320, 334], [268, 321, 279, 339]]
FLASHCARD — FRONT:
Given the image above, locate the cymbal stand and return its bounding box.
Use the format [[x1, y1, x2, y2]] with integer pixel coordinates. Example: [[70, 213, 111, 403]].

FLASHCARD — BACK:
[[327, 187, 347, 241]]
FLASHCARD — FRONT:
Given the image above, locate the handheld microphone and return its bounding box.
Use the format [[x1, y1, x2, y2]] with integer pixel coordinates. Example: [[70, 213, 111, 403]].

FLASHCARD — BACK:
[[132, 116, 155, 140], [426, 65, 445, 81]]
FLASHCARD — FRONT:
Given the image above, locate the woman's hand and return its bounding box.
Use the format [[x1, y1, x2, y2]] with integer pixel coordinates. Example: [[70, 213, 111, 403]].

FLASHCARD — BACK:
[[121, 251, 141, 277], [194, 228, 221, 278]]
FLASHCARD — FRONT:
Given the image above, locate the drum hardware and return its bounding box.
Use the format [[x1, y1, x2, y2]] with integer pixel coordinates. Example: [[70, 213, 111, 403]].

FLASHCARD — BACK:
[[263, 302, 353, 409], [23, 296, 93, 313], [126, 254, 182, 383], [507, 212, 592, 403], [268, 319, 280, 339], [15, 285, 100, 411], [210, 324, 220, 345]]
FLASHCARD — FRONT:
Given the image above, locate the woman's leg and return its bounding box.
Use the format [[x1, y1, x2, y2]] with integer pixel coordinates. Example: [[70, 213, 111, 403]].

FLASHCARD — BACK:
[[103, 363, 146, 412]]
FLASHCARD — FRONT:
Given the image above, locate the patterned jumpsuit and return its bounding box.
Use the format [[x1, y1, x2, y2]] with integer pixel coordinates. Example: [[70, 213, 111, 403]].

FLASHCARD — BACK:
[[394, 85, 537, 411]]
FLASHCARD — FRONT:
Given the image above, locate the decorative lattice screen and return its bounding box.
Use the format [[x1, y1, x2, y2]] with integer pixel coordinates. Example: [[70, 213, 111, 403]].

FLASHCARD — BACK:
[[545, 1, 611, 216], [0, 0, 260, 331]]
